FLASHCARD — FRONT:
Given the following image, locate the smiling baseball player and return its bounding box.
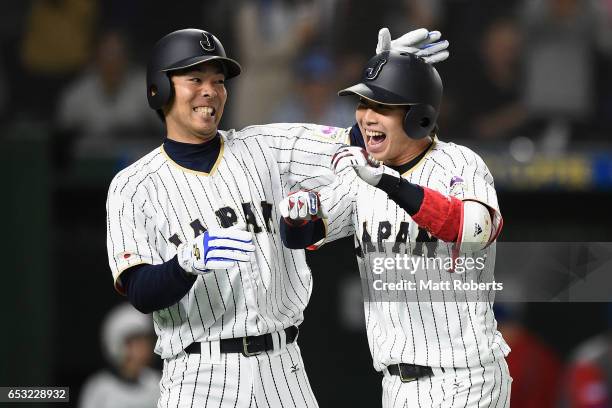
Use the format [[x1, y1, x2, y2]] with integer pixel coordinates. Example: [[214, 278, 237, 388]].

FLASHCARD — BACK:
[[280, 50, 511, 407], [106, 28, 449, 408]]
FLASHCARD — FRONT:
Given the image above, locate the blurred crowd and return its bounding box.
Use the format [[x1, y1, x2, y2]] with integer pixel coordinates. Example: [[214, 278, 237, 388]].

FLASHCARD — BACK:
[[3, 1, 612, 407], [494, 303, 612, 408], [2, 0, 612, 167]]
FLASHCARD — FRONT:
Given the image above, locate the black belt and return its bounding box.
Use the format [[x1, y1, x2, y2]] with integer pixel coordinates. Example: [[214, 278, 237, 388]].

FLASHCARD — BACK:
[[387, 364, 434, 383], [184, 326, 299, 357]]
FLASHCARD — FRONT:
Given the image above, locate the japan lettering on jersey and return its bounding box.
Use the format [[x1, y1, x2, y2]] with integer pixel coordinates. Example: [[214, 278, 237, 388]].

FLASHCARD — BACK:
[[106, 123, 348, 359], [318, 138, 509, 370]]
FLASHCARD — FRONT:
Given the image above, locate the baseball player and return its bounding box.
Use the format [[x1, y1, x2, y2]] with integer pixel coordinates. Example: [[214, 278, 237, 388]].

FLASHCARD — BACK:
[[279, 51, 511, 407], [106, 28, 449, 407]]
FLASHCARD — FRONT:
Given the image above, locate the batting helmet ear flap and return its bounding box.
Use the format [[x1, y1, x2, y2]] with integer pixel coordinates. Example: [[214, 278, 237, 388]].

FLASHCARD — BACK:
[[147, 69, 172, 110], [403, 104, 437, 139]]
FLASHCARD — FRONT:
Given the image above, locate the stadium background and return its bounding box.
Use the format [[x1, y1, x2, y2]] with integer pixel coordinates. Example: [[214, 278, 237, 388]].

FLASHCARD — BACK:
[[2, 0, 612, 406]]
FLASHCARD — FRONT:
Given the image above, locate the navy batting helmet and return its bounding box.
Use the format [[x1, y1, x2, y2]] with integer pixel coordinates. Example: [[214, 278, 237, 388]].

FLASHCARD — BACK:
[[339, 51, 443, 139], [146, 29, 241, 110]]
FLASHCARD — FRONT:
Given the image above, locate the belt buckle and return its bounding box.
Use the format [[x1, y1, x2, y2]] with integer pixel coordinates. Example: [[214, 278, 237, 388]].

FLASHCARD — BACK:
[[242, 336, 262, 357], [398, 364, 417, 383]]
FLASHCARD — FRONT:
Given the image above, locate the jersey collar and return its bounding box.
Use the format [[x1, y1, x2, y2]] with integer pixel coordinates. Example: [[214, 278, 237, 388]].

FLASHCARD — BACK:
[[389, 136, 436, 176], [161, 133, 224, 176]]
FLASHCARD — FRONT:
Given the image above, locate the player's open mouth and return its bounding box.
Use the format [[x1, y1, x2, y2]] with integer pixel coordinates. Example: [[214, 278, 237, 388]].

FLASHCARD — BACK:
[[365, 129, 386, 146], [193, 106, 216, 117]]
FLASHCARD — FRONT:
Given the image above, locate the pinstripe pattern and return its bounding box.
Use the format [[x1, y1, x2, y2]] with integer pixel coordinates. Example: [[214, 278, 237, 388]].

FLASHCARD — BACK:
[[319, 137, 511, 405], [319, 138, 510, 371], [381, 358, 511, 407], [106, 123, 347, 359], [157, 343, 317, 408], [107, 123, 348, 407]]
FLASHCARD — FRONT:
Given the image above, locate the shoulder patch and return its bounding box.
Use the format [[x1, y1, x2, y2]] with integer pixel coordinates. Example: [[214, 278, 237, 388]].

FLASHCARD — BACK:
[[313, 126, 350, 143], [449, 175, 470, 198]]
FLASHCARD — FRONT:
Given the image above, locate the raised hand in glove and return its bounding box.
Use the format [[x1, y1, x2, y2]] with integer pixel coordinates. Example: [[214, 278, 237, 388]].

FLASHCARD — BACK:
[[177, 227, 255, 274], [332, 146, 400, 188], [279, 190, 325, 225], [376, 27, 449, 64]]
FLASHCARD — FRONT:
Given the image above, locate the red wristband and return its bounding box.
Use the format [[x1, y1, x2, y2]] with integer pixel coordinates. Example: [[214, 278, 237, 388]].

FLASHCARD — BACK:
[[411, 187, 462, 242]]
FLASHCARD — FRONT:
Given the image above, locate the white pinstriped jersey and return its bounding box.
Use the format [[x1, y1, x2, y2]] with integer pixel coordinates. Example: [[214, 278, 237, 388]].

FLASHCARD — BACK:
[[319, 137, 510, 371], [106, 123, 348, 359]]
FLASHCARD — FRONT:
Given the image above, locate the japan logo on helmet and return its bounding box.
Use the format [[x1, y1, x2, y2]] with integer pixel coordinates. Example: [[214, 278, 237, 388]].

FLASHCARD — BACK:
[[365, 58, 387, 80], [200, 32, 215, 52]]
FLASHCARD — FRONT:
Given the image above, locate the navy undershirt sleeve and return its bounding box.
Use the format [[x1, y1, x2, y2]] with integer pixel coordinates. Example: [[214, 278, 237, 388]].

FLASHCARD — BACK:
[[122, 256, 197, 314], [279, 218, 326, 249], [377, 174, 424, 216], [375, 140, 433, 216]]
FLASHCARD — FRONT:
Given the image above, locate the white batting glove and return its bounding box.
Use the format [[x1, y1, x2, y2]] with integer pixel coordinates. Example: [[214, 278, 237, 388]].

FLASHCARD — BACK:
[[279, 190, 326, 224], [376, 27, 449, 64], [177, 227, 255, 274], [332, 146, 400, 187]]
